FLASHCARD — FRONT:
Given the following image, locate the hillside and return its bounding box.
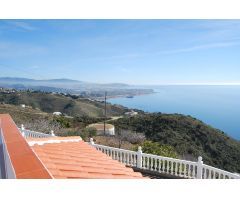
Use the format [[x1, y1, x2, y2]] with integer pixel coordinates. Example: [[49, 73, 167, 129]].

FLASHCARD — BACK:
[[111, 113, 240, 173], [0, 90, 128, 118], [0, 103, 51, 125]]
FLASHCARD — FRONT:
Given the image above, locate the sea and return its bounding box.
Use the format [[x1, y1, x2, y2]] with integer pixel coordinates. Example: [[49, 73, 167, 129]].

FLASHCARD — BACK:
[[108, 85, 240, 140]]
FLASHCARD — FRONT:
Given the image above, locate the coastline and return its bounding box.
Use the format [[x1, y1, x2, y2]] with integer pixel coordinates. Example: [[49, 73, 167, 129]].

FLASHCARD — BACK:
[[95, 91, 155, 101]]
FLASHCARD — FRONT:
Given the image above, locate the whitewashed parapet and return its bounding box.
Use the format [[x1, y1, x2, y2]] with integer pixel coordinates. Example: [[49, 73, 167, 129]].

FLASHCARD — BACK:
[[89, 138, 240, 179]]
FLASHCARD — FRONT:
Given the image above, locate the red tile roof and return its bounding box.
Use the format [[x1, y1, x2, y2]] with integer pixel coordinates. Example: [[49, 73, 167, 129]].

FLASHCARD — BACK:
[[29, 139, 145, 179], [1, 114, 145, 179], [0, 114, 52, 179]]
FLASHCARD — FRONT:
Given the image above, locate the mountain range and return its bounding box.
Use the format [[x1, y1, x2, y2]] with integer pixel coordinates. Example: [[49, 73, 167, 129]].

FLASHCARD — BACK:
[[0, 77, 153, 97]]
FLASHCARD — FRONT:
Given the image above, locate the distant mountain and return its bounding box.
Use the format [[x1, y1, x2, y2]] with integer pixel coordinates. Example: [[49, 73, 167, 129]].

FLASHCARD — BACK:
[[0, 77, 127, 88], [0, 77, 153, 97], [0, 77, 36, 82]]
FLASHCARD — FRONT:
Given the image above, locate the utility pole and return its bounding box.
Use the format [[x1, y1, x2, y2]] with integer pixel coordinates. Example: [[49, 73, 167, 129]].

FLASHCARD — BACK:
[[104, 91, 107, 135]]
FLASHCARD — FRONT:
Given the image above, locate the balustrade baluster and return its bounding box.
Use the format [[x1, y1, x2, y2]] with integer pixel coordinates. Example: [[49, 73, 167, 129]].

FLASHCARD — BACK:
[[154, 158, 157, 171], [175, 162, 178, 176], [192, 165, 196, 178], [187, 164, 190, 178], [131, 154, 134, 166], [113, 151, 116, 160], [142, 156, 144, 168], [134, 154, 136, 166], [162, 160, 166, 173], [171, 161, 174, 174], [150, 157, 153, 170], [133, 154, 136, 166], [166, 160, 170, 174], [179, 162, 182, 176], [110, 149, 113, 159], [158, 159, 162, 172], [213, 172, 216, 179], [146, 157, 150, 169], [190, 165, 194, 178], [203, 168, 207, 179]]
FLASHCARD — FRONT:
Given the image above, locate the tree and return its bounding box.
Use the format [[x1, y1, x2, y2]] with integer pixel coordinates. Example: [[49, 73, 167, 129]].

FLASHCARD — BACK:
[[24, 119, 61, 134], [134, 140, 178, 158], [115, 126, 145, 148], [80, 127, 97, 140]]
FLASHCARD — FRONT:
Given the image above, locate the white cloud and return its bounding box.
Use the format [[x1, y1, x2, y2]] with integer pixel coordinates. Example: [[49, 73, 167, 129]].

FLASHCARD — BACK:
[[4, 20, 37, 31]]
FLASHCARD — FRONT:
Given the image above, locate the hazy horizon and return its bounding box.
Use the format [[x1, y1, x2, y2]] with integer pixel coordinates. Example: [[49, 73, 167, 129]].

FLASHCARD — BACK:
[[1, 76, 240, 86]]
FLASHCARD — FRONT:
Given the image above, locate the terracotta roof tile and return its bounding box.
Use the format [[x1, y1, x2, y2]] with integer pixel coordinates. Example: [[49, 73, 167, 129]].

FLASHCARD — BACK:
[[30, 140, 145, 179]]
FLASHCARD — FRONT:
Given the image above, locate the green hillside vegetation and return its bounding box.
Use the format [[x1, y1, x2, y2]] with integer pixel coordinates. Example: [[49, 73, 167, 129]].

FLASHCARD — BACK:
[[0, 91, 127, 117], [111, 113, 240, 173]]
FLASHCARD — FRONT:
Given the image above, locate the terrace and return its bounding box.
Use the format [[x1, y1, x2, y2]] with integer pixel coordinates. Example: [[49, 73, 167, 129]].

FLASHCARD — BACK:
[[0, 114, 239, 179]]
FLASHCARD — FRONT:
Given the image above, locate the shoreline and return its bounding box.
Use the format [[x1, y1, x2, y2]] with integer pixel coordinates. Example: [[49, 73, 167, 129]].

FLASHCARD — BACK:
[[95, 91, 155, 101]]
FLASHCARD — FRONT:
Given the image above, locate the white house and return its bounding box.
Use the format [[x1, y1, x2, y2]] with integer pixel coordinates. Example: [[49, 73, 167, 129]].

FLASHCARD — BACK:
[[53, 112, 62, 116], [125, 110, 138, 116]]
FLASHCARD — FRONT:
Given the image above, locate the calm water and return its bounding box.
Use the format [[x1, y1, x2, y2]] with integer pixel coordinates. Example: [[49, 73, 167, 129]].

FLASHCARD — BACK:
[[108, 85, 240, 140]]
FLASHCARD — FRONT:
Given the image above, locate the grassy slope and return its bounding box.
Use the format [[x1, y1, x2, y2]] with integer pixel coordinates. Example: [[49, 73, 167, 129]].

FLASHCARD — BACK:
[[0, 103, 51, 125], [0, 91, 127, 118], [111, 113, 240, 173]]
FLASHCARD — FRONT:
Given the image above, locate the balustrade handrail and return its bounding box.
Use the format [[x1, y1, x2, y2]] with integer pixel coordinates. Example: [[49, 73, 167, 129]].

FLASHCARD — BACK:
[[90, 139, 240, 179]]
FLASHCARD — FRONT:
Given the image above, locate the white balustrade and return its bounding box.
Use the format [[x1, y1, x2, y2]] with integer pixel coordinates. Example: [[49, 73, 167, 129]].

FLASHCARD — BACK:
[[141, 153, 198, 178], [90, 142, 138, 167], [202, 164, 240, 179], [89, 138, 240, 179], [18, 125, 53, 138]]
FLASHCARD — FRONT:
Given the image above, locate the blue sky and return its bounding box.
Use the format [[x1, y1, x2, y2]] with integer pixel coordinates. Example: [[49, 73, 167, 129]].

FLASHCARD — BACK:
[[0, 19, 240, 85]]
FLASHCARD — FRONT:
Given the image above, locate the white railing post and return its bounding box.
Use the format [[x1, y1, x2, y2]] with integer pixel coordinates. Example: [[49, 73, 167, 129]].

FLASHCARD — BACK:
[[21, 124, 25, 137], [137, 146, 142, 168], [90, 138, 95, 145], [50, 130, 55, 136], [197, 156, 203, 179]]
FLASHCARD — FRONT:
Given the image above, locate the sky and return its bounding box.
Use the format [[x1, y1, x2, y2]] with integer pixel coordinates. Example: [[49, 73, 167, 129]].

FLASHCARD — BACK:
[[0, 19, 240, 85]]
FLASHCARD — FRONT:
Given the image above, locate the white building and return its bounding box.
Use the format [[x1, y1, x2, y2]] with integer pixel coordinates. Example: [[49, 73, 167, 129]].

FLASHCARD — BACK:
[[20, 104, 26, 108], [88, 123, 115, 136], [125, 110, 138, 116], [53, 112, 62, 116]]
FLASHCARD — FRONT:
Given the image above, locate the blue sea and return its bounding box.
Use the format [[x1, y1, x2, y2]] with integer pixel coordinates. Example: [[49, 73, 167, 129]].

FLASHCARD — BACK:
[[108, 85, 240, 140]]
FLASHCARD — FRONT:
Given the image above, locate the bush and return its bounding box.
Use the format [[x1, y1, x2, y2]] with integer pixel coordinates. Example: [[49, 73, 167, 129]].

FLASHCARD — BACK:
[[134, 140, 178, 158]]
